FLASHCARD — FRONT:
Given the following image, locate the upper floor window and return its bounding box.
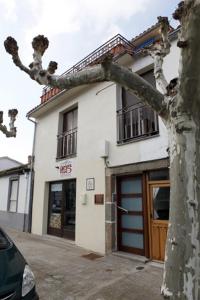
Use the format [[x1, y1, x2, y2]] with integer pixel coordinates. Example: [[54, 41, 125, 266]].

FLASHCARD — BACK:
[[8, 178, 19, 212], [117, 70, 159, 144], [57, 108, 78, 159]]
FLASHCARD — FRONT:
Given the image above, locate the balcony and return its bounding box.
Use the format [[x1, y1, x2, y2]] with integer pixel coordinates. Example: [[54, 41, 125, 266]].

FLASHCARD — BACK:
[[57, 128, 77, 159], [41, 34, 135, 104], [117, 104, 159, 143]]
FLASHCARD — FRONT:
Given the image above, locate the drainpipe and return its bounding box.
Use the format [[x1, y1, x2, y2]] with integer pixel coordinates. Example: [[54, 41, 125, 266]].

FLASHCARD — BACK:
[[23, 168, 30, 232], [27, 117, 37, 233]]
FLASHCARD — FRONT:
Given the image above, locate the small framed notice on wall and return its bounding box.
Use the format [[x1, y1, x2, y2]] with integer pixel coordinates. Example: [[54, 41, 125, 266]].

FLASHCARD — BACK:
[[86, 178, 95, 191]]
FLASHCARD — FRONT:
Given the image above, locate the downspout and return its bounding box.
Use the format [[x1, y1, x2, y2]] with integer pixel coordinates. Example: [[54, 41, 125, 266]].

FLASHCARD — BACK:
[[27, 117, 37, 233], [23, 168, 30, 232]]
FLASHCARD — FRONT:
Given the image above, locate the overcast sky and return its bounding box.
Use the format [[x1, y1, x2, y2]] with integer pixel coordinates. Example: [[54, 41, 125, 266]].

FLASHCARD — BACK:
[[0, 0, 179, 163]]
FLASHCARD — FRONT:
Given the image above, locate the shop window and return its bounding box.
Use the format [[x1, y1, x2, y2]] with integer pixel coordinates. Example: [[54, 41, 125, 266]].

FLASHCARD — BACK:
[[117, 70, 159, 143], [8, 178, 19, 212], [57, 108, 78, 159]]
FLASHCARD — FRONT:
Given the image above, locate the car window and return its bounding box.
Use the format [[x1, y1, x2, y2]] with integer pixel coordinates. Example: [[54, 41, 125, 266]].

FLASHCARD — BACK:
[[0, 230, 11, 249]]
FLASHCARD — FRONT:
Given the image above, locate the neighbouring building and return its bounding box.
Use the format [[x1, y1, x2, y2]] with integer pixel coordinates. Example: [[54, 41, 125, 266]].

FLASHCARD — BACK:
[[0, 157, 32, 232], [27, 23, 180, 261]]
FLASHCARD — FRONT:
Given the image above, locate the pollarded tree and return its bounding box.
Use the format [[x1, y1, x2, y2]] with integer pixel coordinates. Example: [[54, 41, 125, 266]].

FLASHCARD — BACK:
[[0, 109, 18, 137], [4, 1, 200, 298]]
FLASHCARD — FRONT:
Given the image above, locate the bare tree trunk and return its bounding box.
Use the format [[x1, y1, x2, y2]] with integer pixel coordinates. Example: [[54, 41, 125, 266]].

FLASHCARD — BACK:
[[162, 113, 200, 299], [161, 1, 200, 298]]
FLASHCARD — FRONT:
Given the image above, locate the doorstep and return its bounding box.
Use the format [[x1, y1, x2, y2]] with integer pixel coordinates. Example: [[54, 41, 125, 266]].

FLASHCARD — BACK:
[[148, 260, 164, 269], [112, 251, 164, 269], [112, 251, 149, 264], [42, 234, 75, 246]]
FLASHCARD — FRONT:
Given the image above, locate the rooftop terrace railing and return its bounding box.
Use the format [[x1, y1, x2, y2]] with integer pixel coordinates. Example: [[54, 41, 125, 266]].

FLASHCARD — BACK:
[[41, 34, 135, 103]]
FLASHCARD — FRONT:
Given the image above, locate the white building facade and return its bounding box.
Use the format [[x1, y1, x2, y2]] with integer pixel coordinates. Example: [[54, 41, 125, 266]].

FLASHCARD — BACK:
[[0, 157, 32, 232], [28, 25, 180, 260]]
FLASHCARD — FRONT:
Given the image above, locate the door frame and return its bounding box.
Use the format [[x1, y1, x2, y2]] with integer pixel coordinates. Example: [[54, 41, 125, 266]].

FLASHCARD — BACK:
[[116, 174, 149, 256], [47, 180, 63, 237], [147, 180, 170, 260], [47, 179, 76, 240]]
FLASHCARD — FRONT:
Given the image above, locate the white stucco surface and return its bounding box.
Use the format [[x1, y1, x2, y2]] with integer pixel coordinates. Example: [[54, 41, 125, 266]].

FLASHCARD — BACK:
[[0, 173, 30, 214], [0, 176, 9, 211]]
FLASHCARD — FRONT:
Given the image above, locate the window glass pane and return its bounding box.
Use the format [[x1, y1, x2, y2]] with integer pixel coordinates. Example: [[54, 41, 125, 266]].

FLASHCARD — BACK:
[[122, 232, 144, 249], [51, 183, 62, 192], [121, 178, 142, 194], [67, 111, 73, 131], [9, 200, 17, 212], [51, 191, 62, 214], [10, 180, 18, 200], [142, 70, 156, 87], [117, 70, 158, 143], [153, 187, 170, 220], [121, 215, 143, 229], [64, 180, 76, 229], [121, 198, 142, 211], [49, 183, 62, 229], [122, 88, 141, 109], [149, 169, 169, 181], [73, 109, 78, 128], [63, 108, 78, 132]]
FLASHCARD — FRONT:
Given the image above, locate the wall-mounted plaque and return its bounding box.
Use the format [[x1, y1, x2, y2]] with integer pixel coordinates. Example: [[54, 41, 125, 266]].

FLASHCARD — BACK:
[[94, 194, 104, 205], [86, 178, 95, 191]]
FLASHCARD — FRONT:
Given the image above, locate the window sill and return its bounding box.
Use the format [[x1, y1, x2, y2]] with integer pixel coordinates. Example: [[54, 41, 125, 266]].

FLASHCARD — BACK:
[[56, 154, 77, 162], [117, 132, 160, 146]]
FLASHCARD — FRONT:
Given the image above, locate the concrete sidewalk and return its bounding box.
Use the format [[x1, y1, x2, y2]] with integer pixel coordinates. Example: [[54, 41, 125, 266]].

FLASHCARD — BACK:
[[7, 229, 163, 300]]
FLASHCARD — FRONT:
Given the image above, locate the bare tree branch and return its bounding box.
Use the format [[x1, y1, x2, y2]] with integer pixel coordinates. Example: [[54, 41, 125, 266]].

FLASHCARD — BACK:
[[143, 17, 171, 94], [0, 109, 18, 137], [5, 36, 168, 120], [4, 37, 32, 76]]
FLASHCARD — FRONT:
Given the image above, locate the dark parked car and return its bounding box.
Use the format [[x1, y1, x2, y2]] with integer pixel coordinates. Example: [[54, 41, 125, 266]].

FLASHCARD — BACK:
[[0, 228, 39, 299]]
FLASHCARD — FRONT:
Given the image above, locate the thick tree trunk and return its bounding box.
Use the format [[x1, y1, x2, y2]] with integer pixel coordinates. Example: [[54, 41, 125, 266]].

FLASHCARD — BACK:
[[161, 113, 200, 299], [161, 2, 200, 299]]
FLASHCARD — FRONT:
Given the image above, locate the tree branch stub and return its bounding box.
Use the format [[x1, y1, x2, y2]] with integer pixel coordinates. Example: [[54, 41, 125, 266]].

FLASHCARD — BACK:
[[0, 109, 18, 137]]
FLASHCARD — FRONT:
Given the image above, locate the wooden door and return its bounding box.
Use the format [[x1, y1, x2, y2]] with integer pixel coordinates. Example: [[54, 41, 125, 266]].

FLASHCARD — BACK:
[[117, 176, 145, 256], [148, 183, 170, 261]]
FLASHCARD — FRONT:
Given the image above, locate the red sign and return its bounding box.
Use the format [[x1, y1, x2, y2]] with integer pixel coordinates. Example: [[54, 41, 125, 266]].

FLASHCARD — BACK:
[[59, 161, 72, 176]]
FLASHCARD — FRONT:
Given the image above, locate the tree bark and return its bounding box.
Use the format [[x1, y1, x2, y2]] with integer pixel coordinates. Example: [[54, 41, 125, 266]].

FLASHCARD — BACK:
[[161, 114, 200, 299], [161, 1, 200, 298]]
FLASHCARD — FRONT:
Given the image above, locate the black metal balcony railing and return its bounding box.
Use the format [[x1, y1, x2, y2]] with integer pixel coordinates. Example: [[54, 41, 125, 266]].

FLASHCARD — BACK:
[[41, 34, 135, 103], [57, 128, 77, 159], [117, 104, 159, 143]]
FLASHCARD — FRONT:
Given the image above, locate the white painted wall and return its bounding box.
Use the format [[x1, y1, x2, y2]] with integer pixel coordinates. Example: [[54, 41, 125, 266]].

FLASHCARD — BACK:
[[0, 176, 9, 211], [18, 174, 30, 214], [0, 173, 30, 214], [31, 40, 180, 254]]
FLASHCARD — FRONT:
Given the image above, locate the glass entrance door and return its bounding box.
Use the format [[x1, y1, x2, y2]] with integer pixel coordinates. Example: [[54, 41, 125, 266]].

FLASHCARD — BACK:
[[48, 180, 76, 240], [117, 176, 145, 255]]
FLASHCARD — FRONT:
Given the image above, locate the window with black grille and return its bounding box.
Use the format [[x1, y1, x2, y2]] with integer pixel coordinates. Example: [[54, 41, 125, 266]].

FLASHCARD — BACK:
[[57, 108, 78, 159], [117, 70, 159, 143]]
